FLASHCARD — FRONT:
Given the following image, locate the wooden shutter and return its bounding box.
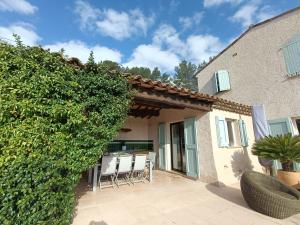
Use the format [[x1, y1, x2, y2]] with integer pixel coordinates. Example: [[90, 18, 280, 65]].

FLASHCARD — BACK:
[[184, 117, 199, 178], [268, 118, 293, 171], [215, 116, 229, 147], [282, 36, 300, 76], [158, 123, 166, 170], [268, 118, 292, 136], [239, 119, 248, 147], [215, 70, 231, 92]]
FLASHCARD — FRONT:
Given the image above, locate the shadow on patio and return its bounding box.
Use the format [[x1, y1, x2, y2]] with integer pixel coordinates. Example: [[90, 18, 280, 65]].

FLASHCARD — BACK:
[[205, 182, 249, 209]]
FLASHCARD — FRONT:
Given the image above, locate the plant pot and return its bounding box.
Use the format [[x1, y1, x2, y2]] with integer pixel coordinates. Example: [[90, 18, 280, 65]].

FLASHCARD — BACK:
[[277, 170, 300, 187]]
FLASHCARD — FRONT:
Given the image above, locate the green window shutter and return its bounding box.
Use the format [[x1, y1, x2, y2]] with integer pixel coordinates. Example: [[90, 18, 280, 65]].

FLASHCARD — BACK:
[[293, 162, 300, 171], [282, 36, 300, 76], [158, 123, 166, 170], [215, 116, 229, 147], [268, 118, 292, 136], [216, 70, 231, 92], [184, 117, 199, 178], [239, 119, 248, 147]]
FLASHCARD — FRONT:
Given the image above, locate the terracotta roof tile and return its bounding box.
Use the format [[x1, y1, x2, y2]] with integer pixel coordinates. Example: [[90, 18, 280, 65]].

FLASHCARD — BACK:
[[126, 74, 252, 116]]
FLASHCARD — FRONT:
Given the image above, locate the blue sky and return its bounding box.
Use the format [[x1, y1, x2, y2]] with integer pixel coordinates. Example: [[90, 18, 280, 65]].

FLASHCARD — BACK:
[[0, 0, 299, 72]]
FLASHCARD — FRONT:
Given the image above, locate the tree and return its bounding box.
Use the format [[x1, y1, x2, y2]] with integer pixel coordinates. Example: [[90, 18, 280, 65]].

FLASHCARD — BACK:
[[127, 67, 151, 79], [98, 60, 122, 72], [197, 60, 208, 72], [150, 67, 161, 80], [174, 60, 198, 91], [86, 51, 97, 73], [0, 40, 131, 224]]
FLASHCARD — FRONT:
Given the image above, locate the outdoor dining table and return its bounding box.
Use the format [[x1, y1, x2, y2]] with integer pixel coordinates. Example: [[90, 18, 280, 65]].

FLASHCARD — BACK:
[[88, 156, 153, 191]]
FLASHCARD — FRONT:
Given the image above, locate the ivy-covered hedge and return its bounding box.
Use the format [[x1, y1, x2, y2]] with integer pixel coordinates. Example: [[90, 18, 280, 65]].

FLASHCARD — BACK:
[[0, 39, 132, 224]]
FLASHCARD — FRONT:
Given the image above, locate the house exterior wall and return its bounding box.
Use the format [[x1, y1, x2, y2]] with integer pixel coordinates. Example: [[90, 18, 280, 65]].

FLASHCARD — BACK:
[[117, 108, 261, 185], [196, 10, 300, 130], [207, 109, 262, 185], [116, 117, 149, 140], [148, 108, 204, 171]]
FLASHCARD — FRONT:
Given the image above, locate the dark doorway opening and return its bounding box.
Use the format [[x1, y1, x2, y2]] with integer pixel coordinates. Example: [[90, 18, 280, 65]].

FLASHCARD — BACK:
[[296, 119, 300, 134], [170, 122, 186, 173]]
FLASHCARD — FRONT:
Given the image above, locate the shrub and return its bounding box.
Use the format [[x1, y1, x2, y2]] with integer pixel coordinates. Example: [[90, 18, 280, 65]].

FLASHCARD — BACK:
[[0, 39, 131, 224], [252, 134, 300, 171]]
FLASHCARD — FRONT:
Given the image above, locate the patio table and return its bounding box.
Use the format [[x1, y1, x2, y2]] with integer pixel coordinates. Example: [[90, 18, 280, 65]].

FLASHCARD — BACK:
[[88, 158, 153, 192]]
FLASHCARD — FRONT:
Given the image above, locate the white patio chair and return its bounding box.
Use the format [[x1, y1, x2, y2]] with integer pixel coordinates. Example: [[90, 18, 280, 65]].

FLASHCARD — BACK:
[[98, 156, 117, 190], [147, 152, 156, 169], [131, 155, 147, 184], [115, 155, 133, 187], [145, 152, 156, 181]]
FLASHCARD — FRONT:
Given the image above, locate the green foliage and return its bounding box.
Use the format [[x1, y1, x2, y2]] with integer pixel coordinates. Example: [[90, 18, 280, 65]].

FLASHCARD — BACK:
[[126, 66, 152, 79], [160, 72, 171, 83], [0, 40, 131, 224], [174, 60, 198, 91], [252, 134, 300, 171], [150, 67, 161, 80]]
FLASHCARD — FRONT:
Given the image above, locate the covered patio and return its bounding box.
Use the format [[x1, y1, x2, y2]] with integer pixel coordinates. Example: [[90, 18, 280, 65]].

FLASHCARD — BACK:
[[73, 171, 300, 225], [88, 75, 216, 192]]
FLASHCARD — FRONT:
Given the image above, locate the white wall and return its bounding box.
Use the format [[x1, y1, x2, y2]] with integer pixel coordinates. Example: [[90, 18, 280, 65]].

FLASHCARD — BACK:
[[117, 108, 262, 185], [197, 9, 300, 122], [207, 109, 263, 185], [116, 117, 149, 140]]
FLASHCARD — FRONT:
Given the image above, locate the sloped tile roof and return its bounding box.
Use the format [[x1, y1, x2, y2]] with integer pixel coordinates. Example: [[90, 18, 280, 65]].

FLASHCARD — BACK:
[[125, 74, 252, 116]]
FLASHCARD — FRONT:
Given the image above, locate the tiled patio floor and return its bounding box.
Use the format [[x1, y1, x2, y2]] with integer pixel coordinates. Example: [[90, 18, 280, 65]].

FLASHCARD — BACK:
[[72, 171, 300, 225]]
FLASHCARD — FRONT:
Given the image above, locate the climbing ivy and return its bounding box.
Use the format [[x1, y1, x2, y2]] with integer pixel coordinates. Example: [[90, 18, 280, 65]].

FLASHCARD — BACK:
[[0, 39, 132, 224]]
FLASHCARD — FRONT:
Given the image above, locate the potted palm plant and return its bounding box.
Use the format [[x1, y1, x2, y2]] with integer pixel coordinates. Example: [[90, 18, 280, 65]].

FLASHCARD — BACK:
[[252, 134, 300, 187]]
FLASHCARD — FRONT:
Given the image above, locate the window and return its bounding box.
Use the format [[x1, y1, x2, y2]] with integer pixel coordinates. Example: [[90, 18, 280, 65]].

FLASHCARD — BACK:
[[215, 116, 248, 148], [214, 70, 231, 93], [282, 35, 300, 77], [226, 119, 241, 147]]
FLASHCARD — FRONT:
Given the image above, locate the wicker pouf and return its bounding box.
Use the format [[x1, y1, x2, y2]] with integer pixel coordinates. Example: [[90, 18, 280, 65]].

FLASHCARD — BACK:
[[240, 171, 300, 219]]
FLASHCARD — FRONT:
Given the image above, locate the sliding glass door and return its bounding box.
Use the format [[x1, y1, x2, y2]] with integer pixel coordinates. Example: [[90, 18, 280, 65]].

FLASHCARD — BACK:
[[170, 122, 186, 173]]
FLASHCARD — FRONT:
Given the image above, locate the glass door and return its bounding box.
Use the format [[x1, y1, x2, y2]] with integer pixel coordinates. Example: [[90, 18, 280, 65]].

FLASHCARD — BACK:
[[170, 122, 186, 173]]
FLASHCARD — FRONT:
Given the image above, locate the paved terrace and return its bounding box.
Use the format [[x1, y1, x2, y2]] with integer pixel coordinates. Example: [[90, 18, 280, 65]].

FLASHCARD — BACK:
[[73, 171, 300, 225]]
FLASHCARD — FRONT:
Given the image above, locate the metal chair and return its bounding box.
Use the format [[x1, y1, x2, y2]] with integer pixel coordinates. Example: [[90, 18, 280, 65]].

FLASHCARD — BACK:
[[147, 152, 156, 169], [98, 156, 117, 189], [131, 155, 147, 184], [115, 155, 133, 187]]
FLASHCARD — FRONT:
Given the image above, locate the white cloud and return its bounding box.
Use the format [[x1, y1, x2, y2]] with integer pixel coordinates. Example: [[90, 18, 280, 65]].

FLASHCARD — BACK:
[[0, 23, 40, 45], [179, 12, 203, 30], [231, 4, 258, 28], [0, 0, 37, 14], [186, 35, 224, 63], [125, 24, 225, 72], [256, 5, 277, 22], [124, 44, 180, 72], [74, 0, 100, 30], [74, 0, 155, 40], [231, 2, 277, 28], [44, 40, 122, 63], [204, 0, 243, 8], [153, 24, 186, 56]]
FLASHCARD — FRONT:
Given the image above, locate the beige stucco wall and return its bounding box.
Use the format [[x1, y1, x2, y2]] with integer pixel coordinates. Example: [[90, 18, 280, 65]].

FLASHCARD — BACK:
[[116, 117, 149, 140], [197, 10, 300, 123], [208, 109, 263, 185], [117, 108, 262, 185]]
